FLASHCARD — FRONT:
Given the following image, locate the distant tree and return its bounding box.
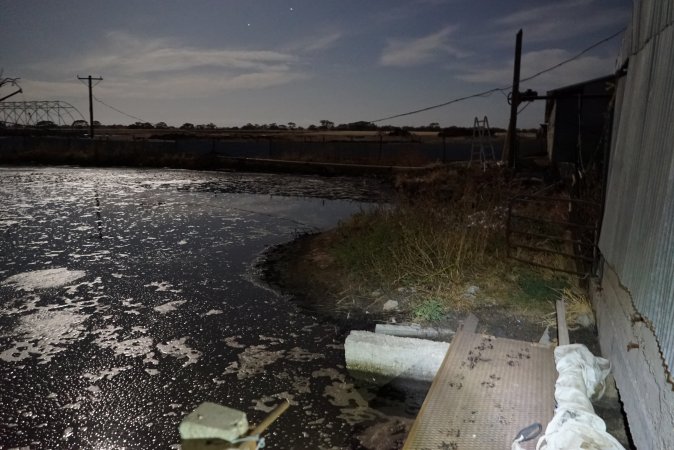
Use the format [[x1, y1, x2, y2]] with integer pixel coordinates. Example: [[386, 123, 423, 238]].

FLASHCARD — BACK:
[[319, 120, 334, 130], [93, 120, 101, 127], [428, 122, 440, 130], [438, 126, 472, 137], [72, 119, 88, 128], [180, 122, 195, 130], [287, 122, 296, 130], [387, 127, 412, 137], [307, 124, 317, 131], [128, 121, 154, 129], [205, 123, 216, 129], [345, 121, 377, 131], [36, 120, 56, 128], [154, 121, 168, 129]]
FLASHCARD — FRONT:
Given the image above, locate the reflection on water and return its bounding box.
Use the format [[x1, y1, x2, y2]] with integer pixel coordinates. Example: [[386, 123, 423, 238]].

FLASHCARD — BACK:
[[0, 167, 410, 450]]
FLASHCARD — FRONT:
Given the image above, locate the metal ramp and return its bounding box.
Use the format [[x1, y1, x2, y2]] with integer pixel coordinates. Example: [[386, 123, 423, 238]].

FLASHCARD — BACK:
[[403, 328, 556, 450]]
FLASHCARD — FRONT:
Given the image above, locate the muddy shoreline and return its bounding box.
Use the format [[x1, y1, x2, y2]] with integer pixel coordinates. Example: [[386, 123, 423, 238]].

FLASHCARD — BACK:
[[261, 230, 610, 352], [260, 233, 375, 324], [260, 232, 556, 342], [258, 232, 633, 449]]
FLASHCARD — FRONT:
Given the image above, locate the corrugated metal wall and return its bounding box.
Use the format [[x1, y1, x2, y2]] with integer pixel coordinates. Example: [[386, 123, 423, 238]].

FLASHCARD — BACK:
[[599, 0, 674, 370]]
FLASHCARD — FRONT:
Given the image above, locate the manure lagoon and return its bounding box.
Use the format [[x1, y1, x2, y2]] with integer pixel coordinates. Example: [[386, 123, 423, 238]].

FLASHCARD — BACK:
[[0, 167, 415, 449]]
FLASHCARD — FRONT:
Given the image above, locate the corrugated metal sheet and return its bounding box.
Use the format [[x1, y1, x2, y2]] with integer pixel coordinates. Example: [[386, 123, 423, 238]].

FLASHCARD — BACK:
[[599, 0, 674, 370]]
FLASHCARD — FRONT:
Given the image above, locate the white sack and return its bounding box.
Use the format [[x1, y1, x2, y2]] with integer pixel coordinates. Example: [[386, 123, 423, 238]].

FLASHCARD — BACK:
[[513, 344, 625, 450]]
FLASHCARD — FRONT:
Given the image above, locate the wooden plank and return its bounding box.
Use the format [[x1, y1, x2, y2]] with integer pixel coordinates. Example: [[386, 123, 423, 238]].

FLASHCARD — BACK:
[[462, 313, 479, 333], [556, 299, 570, 346]]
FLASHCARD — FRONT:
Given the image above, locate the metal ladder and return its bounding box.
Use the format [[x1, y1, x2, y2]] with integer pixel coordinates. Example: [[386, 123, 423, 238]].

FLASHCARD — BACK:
[[469, 116, 496, 170]]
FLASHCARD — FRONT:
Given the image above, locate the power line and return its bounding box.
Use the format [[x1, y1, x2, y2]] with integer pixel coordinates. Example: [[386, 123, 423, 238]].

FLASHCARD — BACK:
[[93, 94, 148, 123], [370, 88, 505, 123], [517, 101, 533, 115], [93, 95, 217, 133], [370, 27, 625, 123], [519, 28, 625, 84]]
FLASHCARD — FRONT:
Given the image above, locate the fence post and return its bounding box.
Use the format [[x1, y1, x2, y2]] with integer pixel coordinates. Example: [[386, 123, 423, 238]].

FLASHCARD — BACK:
[[443, 136, 446, 163]]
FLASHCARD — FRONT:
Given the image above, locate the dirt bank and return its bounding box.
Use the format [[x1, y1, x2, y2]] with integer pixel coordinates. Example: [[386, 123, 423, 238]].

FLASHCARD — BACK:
[[262, 231, 552, 342]]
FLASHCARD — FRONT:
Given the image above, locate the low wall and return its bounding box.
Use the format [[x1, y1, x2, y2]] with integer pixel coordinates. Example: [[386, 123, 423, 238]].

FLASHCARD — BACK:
[[0, 135, 504, 168], [592, 263, 674, 449]]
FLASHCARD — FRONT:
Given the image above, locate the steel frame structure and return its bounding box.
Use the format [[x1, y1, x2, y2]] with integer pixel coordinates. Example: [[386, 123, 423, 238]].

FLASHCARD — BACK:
[[0, 100, 85, 126]]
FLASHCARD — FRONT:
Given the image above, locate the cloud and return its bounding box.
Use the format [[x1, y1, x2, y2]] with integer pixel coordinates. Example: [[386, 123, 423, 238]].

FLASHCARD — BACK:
[[414, 0, 454, 5], [379, 26, 465, 67], [288, 31, 343, 53], [456, 48, 616, 91], [95, 71, 310, 99], [495, 0, 594, 27], [81, 31, 297, 75], [24, 31, 309, 100], [19, 79, 86, 100], [492, 2, 629, 44]]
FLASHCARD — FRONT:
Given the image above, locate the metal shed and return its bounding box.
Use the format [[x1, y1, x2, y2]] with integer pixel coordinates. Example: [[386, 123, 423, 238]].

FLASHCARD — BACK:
[[544, 75, 614, 167], [593, 0, 674, 448]]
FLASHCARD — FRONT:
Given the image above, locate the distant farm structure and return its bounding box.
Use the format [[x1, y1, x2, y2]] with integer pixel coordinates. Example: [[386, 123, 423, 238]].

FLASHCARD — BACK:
[[0, 100, 86, 127]]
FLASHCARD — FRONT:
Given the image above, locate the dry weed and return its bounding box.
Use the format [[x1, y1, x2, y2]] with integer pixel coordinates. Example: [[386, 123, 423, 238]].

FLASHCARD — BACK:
[[542, 287, 594, 329]]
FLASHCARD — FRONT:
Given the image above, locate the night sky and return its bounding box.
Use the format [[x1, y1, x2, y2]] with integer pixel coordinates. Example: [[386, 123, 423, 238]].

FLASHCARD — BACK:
[[1, 0, 630, 128]]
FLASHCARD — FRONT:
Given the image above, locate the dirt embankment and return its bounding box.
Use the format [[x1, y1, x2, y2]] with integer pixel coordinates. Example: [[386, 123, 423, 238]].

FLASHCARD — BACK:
[[261, 166, 569, 341]]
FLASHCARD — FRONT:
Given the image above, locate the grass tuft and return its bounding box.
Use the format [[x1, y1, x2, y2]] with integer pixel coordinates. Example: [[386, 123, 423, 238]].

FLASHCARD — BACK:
[[324, 166, 573, 320], [413, 298, 445, 322]]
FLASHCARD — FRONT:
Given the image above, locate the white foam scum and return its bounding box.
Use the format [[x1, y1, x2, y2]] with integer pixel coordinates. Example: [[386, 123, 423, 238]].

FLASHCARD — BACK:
[[1, 268, 86, 291], [153, 300, 186, 314], [156, 337, 202, 366], [0, 310, 88, 364], [144, 281, 182, 293], [92, 325, 154, 359]]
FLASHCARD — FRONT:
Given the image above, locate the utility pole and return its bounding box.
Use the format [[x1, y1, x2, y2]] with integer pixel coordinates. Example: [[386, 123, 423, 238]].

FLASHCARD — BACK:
[[503, 29, 522, 168], [77, 75, 103, 138]]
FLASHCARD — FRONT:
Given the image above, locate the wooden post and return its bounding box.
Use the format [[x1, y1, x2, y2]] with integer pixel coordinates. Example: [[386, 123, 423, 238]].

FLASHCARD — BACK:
[[503, 30, 522, 168], [556, 299, 570, 346], [238, 400, 289, 450]]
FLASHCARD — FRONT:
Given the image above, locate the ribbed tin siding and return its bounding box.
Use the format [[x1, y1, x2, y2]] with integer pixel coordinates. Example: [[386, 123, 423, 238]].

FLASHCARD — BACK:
[[599, 0, 674, 370]]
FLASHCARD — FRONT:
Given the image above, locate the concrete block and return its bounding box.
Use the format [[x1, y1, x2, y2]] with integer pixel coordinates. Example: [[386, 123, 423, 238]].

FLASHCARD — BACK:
[[179, 402, 248, 442], [345, 330, 449, 382]]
